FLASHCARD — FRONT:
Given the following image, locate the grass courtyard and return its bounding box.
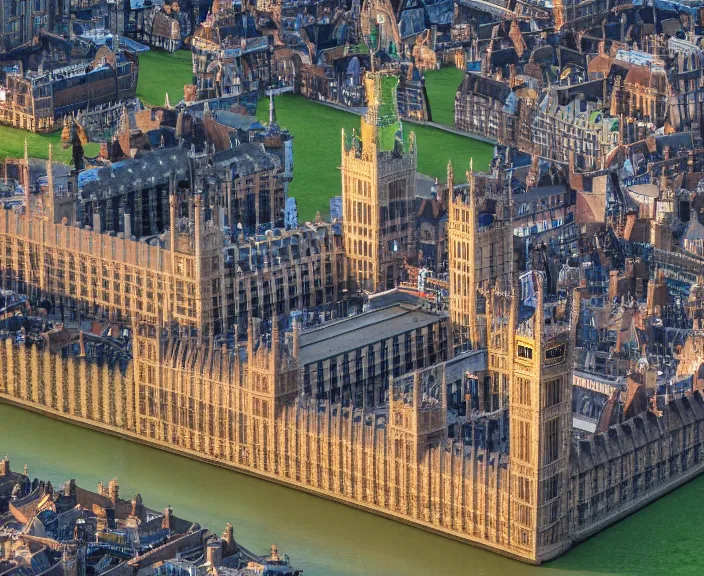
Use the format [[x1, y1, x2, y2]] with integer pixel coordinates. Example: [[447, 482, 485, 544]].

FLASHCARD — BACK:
[[135, 50, 193, 106], [135, 52, 490, 222], [424, 66, 464, 127], [0, 130, 71, 164], [0, 48, 482, 221], [0, 50, 191, 163], [256, 94, 493, 221]]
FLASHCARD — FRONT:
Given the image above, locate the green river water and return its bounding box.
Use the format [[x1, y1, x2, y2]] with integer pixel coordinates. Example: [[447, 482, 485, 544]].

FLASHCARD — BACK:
[[0, 403, 701, 576]]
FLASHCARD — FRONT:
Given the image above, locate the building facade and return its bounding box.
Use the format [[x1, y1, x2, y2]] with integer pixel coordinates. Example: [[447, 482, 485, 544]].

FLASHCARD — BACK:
[[0, 45, 138, 133], [448, 161, 514, 350], [0, 144, 346, 337], [0, 272, 579, 565]]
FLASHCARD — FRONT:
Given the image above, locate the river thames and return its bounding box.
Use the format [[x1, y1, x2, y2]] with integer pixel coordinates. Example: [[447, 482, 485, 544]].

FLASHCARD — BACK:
[[1, 402, 702, 576]]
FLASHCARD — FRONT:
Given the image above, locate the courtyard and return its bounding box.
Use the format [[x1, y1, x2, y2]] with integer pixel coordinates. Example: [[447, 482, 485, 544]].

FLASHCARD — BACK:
[[0, 50, 488, 221]]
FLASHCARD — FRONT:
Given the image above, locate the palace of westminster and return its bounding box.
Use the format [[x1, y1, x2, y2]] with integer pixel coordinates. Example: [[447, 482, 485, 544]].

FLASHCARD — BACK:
[[3, 0, 704, 566]]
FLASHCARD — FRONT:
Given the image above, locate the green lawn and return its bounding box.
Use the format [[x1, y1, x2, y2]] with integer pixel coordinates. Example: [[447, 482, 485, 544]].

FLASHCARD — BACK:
[[424, 66, 464, 127], [1, 54, 489, 223], [136, 50, 193, 107], [256, 94, 493, 222], [0, 127, 101, 163], [0, 49, 193, 162], [0, 129, 69, 163]]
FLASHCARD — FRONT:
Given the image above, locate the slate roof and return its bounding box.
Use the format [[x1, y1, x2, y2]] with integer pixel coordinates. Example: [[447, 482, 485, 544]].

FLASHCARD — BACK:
[[79, 147, 192, 200], [458, 72, 512, 103], [212, 143, 280, 176]]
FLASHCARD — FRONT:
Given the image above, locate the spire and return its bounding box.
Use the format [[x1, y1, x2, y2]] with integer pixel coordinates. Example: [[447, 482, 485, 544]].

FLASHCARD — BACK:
[[75, 116, 88, 145], [247, 315, 255, 356], [271, 315, 280, 364], [175, 109, 184, 139], [466, 157, 475, 204], [61, 116, 72, 147], [268, 92, 276, 127], [46, 143, 54, 213], [292, 317, 300, 360], [446, 160, 453, 203], [119, 104, 130, 135], [23, 139, 30, 211]]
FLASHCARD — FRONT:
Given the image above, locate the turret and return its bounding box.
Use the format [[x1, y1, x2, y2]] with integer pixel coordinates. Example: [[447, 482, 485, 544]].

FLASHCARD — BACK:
[[445, 160, 453, 204], [162, 505, 173, 530], [221, 522, 238, 556], [206, 538, 223, 567], [23, 139, 30, 213], [268, 544, 280, 562], [292, 317, 300, 360], [64, 479, 76, 498], [45, 144, 54, 222], [107, 478, 119, 506]]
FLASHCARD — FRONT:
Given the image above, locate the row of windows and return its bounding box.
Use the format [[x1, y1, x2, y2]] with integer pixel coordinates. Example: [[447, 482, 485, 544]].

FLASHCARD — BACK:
[[544, 417, 561, 466]]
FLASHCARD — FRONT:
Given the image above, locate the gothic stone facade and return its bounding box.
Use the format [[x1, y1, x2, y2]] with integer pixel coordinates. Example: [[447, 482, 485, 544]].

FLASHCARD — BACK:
[[0, 153, 345, 336], [2, 262, 704, 563]]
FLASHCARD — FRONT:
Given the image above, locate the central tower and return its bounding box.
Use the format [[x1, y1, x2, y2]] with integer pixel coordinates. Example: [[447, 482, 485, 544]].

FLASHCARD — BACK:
[[341, 72, 417, 292], [448, 163, 513, 351]]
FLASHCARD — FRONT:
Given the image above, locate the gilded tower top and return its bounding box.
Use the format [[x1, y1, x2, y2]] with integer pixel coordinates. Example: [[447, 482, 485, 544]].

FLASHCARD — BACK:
[[360, 72, 403, 154]]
